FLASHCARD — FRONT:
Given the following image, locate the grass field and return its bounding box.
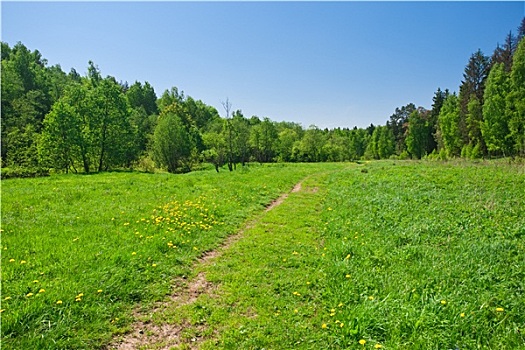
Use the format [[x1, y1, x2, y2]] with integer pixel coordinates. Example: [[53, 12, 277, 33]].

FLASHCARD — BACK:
[[2, 161, 524, 349]]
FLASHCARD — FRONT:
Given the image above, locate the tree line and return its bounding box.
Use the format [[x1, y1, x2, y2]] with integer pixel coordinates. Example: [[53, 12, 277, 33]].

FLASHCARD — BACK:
[[1, 18, 524, 175]]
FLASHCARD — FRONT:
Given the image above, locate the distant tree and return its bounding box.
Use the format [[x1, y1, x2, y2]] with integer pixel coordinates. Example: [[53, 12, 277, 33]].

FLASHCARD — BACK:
[[158, 87, 184, 112], [459, 50, 490, 145], [277, 128, 300, 162], [429, 88, 448, 153], [438, 93, 462, 157], [507, 37, 525, 156], [39, 99, 81, 172], [231, 110, 250, 166], [406, 108, 430, 159], [202, 124, 227, 172], [221, 98, 234, 171], [482, 63, 512, 156], [388, 103, 416, 154], [152, 106, 196, 173], [466, 96, 485, 157], [296, 125, 325, 162]]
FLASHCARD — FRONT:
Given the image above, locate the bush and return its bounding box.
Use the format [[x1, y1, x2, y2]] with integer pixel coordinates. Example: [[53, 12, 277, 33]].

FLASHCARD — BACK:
[[1, 166, 50, 179]]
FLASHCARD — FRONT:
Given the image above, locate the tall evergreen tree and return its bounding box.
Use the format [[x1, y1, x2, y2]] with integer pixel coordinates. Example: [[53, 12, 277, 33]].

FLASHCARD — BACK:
[[482, 63, 512, 156], [458, 50, 490, 145], [507, 37, 525, 156]]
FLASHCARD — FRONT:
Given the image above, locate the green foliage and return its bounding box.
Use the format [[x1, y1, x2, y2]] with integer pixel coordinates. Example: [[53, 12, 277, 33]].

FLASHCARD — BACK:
[[152, 105, 197, 173], [482, 63, 512, 156], [507, 37, 525, 156], [406, 108, 430, 159], [438, 94, 462, 157]]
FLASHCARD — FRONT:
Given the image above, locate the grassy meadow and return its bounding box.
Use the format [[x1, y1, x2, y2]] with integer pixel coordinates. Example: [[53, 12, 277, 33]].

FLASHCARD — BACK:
[[1, 161, 524, 349], [1, 163, 340, 349]]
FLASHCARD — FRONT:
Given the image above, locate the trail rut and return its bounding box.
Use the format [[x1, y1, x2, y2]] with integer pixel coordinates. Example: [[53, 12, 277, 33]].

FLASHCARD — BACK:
[[109, 181, 304, 350]]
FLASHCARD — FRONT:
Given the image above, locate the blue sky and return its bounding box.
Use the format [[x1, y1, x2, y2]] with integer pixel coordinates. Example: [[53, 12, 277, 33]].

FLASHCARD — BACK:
[[2, 2, 523, 129]]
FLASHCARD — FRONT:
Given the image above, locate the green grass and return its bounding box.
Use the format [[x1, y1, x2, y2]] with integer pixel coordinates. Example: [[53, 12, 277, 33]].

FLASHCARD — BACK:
[[0, 163, 342, 349], [2, 161, 525, 349], [155, 160, 525, 349]]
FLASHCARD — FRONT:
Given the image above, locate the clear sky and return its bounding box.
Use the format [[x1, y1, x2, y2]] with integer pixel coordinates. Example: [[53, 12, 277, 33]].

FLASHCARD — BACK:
[[2, 1, 523, 129]]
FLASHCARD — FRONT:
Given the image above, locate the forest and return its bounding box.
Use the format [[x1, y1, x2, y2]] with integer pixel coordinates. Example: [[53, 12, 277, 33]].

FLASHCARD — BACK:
[[1, 18, 524, 177]]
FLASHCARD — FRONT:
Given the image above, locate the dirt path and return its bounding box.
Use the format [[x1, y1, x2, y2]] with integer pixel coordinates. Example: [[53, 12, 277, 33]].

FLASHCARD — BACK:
[[108, 181, 305, 350]]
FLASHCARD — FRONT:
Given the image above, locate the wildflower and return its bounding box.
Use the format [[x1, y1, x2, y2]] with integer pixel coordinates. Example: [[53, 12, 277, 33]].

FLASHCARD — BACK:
[[97, 289, 103, 293], [33, 280, 39, 283], [4, 296, 11, 300], [0, 309, 4, 313], [20, 260, 27, 264], [374, 344, 383, 349], [460, 313, 465, 317], [292, 251, 299, 255], [56, 300, 63, 304], [9, 259, 14, 263], [359, 339, 366, 345], [152, 263, 157, 267], [132, 252, 136, 255], [294, 309, 298, 313], [368, 296, 375, 301], [26, 293, 34, 297], [75, 298, 82, 302], [345, 254, 351, 260], [322, 323, 328, 329], [345, 274, 351, 278], [441, 300, 447, 305], [496, 307, 504, 312], [340, 323, 344, 328], [338, 303, 344, 307], [39, 289, 45, 293]]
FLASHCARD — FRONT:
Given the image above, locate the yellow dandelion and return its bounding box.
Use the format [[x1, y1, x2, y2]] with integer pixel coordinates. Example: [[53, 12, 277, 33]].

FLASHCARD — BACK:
[[292, 251, 299, 255], [496, 307, 504, 312], [4, 296, 11, 300], [97, 289, 103, 293], [322, 323, 328, 329], [20, 260, 27, 264], [9, 259, 15, 263], [441, 300, 447, 305], [152, 263, 157, 267], [56, 300, 63, 304], [75, 298, 82, 302], [338, 303, 344, 307], [33, 280, 39, 283], [0, 309, 4, 313], [359, 339, 366, 345], [26, 293, 34, 297], [132, 252, 137, 255], [368, 296, 375, 300], [39, 289, 45, 293], [344, 254, 351, 260], [340, 323, 344, 328], [460, 313, 465, 317], [294, 309, 298, 313], [345, 274, 351, 278], [306, 281, 311, 285], [374, 344, 383, 349]]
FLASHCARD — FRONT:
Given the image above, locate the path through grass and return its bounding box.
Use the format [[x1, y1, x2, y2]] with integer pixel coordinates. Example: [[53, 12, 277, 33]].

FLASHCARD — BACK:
[[140, 161, 525, 349], [1, 163, 341, 349]]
